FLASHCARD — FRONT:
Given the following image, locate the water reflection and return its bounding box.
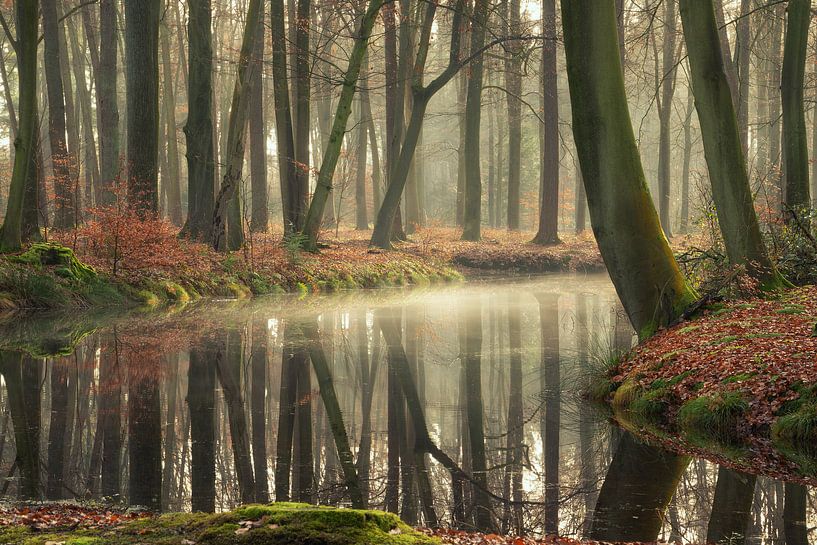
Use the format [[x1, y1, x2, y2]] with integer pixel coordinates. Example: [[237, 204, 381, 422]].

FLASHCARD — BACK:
[[0, 275, 813, 543]]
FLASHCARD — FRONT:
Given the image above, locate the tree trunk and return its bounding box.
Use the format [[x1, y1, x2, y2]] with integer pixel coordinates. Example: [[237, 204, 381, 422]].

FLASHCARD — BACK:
[[96, 0, 119, 207], [680, 89, 694, 233], [680, 0, 787, 290], [536, 293, 560, 534], [781, 0, 810, 215], [505, 0, 522, 230], [125, 0, 161, 216], [160, 17, 183, 226], [211, 0, 263, 251], [532, 0, 559, 244], [128, 356, 162, 510], [301, 0, 384, 249], [249, 8, 268, 233], [783, 483, 808, 545], [0, 1, 38, 250], [461, 0, 488, 241], [657, 0, 678, 238], [251, 321, 269, 502], [562, 0, 696, 338], [182, 0, 215, 241], [43, 0, 76, 230], [355, 55, 370, 230], [270, 0, 300, 233]]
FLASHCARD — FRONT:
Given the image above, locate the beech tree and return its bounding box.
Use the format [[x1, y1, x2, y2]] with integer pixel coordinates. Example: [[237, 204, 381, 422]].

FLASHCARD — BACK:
[[0, 1, 38, 251], [561, 0, 697, 338], [680, 0, 787, 290], [125, 0, 161, 216]]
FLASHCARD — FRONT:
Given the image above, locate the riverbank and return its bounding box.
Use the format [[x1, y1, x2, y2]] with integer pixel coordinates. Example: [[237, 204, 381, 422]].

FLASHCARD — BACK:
[[595, 284, 817, 478], [0, 227, 606, 312]]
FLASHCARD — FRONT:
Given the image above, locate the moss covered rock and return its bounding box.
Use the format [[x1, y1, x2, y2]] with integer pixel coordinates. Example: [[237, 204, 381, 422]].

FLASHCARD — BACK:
[[9, 243, 97, 284], [0, 503, 439, 545]]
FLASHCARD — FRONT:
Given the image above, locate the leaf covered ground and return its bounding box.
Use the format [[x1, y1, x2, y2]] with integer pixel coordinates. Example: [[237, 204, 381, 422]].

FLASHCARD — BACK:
[[606, 285, 817, 482]]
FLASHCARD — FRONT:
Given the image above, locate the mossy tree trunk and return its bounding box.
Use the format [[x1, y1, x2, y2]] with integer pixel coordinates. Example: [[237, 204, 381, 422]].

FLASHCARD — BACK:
[[781, 0, 811, 216], [301, 0, 385, 250], [210, 0, 262, 251], [561, 0, 697, 338], [0, 0, 38, 250], [125, 0, 161, 216], [680, 0, 787, 290]]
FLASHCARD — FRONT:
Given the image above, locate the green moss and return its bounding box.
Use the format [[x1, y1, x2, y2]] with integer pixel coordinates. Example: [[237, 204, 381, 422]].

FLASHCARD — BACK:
[[677, 392, 748, 440], [8, 243, 97, 284], [611, 378, 642, 409], [0, 504, 438, 545], [629, 387, 671, 421], [161, 281, 190, 303], [772, 403, 817, 445], [677, 324, 700, 334], [776, 304, 805, 315]]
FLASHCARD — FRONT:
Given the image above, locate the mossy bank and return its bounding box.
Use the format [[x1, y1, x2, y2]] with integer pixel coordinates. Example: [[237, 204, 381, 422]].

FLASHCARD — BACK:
[[0, 502, 439, 545], [589, 285, 817, 478], [0, 242, 462, 312]]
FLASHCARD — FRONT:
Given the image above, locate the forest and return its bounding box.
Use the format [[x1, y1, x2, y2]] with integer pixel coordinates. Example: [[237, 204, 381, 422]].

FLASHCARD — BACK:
[[1, 0, 817, 544]]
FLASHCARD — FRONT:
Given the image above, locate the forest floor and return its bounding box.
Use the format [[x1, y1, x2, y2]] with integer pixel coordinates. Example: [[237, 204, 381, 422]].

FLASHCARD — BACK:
[[0, 503, 644, 545], [597, 284, 817, 482], [0, 226, 607, 312]]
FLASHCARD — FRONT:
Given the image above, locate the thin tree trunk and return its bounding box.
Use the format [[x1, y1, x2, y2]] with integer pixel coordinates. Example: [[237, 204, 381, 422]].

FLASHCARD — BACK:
[[96, 0, 120, 207], [532, 0, 559, 244], [160, 16, 183, 226], [249, 8, 268, 233]]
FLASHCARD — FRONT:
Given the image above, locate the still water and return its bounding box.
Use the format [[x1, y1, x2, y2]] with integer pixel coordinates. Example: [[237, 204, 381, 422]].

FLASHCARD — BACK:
[[0, 274, 812, 543]]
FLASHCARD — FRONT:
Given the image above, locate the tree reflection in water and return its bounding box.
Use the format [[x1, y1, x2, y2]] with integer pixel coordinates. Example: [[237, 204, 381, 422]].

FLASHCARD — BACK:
[[0, 276, 812, 543]]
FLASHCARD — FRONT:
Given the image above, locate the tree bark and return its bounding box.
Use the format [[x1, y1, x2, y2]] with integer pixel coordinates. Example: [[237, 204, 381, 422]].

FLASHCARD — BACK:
[[562, 0, 697, 338], [781, 0, 811, 215], [125, 0, 161, 216], [301, 0, 384, 249], [461, 0, 488, 241], [182, 0, 215, 241], [706, 467, 756, 545], [0, 1, 38, 250], [680, 0, 787, 290], [211, 0, 263, 251], [657, 0, 678, 238], [532, 0, 559, 244]]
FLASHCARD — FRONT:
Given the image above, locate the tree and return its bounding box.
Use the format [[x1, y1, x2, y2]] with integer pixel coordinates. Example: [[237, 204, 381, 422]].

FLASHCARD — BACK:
[[300, 0, 385, 250], [461, 0, 489, 241], [182, 0, 216, 241], [249, 10, 269, 233], [270, 0, 308, 233], [96, 0, 120, 207], [781, 0, 811, 215], [505, 0, 522, 230], [0, 1, 38, 251], [354, 54, 370, 230], [561, 0, 697, 338], [657, 0, 678, 237], [680, 0, 787, 290], [125, 0, 161, 216], [532, 0, 559, 244], [370, 0, 467, 248], [211, 0, 263, 251]]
